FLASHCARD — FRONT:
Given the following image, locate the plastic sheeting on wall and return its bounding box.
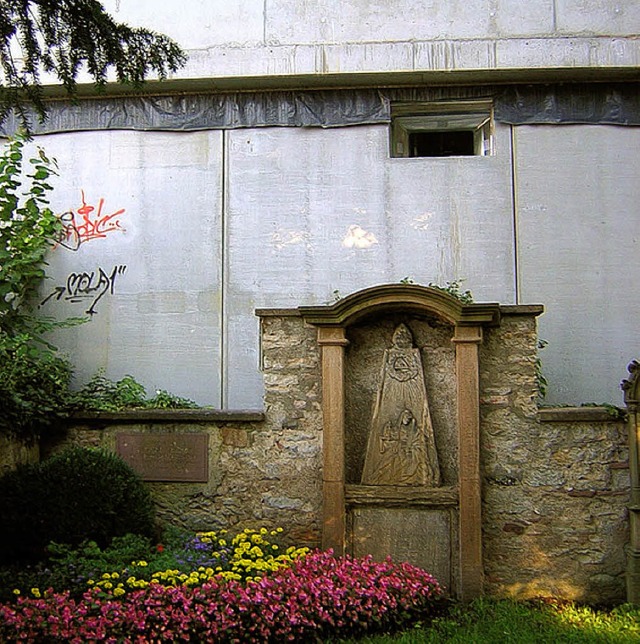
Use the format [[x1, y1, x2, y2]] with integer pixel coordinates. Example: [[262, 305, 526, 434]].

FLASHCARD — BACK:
[[495, 83, 640, 126], [2, 83, 638, 136]]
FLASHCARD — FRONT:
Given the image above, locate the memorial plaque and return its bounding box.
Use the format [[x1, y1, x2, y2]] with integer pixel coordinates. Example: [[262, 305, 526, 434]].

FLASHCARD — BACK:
[[116, 433, 209, 482], [350, 507, 452, 589]]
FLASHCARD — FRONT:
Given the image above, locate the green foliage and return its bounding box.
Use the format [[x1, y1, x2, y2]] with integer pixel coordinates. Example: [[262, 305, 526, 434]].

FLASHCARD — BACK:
[[1, 0, 186, 128], [0, 132, 61, 331], [398, 277, 473, 304], [0, 132, 78, 441], [70, 371, 198, 411], [536, 338, 549, 401], [0, 533, 156, 602], [0, 447, 156, 564], [427, 280, 474, 304]]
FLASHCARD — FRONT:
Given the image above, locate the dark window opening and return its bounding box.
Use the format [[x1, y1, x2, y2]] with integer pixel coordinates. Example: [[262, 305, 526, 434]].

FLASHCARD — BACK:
[[409, 130, 475, 157]]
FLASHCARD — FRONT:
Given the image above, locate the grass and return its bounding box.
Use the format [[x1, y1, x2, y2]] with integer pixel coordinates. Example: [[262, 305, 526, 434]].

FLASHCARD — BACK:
[[344, 598, 640, 643]]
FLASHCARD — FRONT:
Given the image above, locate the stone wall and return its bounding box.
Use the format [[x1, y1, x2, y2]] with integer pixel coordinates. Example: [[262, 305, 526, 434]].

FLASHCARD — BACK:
[[44, 313, 323, 548], [480, 313, 628, 603], [45, 306, 629, 603]]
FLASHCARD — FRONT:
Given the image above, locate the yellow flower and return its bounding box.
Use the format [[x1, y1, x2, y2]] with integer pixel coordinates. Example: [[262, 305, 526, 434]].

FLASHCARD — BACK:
[[113, 587, 125, 597], [30, 588, 41, 598], [12, 589, 20, 596]]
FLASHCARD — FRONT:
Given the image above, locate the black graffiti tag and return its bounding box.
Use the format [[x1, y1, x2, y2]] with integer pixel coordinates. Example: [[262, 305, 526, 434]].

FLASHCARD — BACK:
[[40, 265, 127, 316]]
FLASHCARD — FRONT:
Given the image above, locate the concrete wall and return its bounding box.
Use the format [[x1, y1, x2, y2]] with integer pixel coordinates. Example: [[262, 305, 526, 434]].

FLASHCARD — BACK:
[[84, 0, 640, 87], [10, 1, 638, 406], [36, 116, 639, 407], [516, 125, 640, 405]]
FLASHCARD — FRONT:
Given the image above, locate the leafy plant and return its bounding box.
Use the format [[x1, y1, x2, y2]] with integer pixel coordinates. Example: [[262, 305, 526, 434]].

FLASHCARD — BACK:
[[0, 132, 81, 441], [535, 338, 549, 401], [70, 371, 198, 411], [427, 280, 473, 304], [1, 0, 186, 128], [0, 447, 156, 564]]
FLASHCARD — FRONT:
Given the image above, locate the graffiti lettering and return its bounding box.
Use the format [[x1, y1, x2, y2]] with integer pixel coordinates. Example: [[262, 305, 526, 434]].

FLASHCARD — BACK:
[[40, 265, 127, 317], [56, 190, 126, 251]]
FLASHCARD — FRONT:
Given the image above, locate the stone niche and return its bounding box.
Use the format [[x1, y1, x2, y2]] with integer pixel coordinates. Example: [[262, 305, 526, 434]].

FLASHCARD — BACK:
[[344, 314, 458, 591], [345, 314, 457, 487], [299, 283, 509, 600]]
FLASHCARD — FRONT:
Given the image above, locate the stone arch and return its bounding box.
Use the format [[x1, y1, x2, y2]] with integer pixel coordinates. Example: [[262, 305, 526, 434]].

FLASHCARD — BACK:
[[300, 284, 502, 600]]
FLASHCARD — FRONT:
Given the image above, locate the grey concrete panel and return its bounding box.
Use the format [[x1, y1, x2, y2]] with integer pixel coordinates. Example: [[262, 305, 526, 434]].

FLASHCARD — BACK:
[[494, 0, 555, 36], [36, 131, 224, 406], [225, 124, 516, 408], [266, 0, 489, 45], [516, 124, 640, 405], [556, 0, 640, 35], [102, 0, 265, 49]]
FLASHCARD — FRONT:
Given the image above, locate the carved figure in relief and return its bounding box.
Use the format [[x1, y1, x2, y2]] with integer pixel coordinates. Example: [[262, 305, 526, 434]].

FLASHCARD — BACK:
[[361, 323, 441, 486]]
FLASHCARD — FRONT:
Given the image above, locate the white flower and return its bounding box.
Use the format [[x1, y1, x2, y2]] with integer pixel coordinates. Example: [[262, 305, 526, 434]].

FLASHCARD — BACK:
[[0, 220, 11, 229], [4, 292, 16, 302], [11, 213, 25, 222]]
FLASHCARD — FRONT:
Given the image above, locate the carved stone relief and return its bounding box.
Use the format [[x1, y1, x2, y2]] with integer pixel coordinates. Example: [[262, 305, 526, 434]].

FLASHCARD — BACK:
[[361, 324, 441, 486]]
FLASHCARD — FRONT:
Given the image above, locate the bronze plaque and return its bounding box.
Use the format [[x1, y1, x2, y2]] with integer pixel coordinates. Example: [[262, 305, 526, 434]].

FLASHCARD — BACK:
[[116, 433, 209, 482]]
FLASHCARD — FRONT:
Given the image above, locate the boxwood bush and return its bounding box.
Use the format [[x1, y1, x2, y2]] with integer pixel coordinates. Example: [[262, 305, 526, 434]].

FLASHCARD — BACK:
[[0, 447, 156, 563]]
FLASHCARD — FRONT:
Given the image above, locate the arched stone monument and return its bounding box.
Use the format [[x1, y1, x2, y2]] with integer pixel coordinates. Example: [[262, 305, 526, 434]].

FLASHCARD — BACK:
[[299, 284, 505, 600]]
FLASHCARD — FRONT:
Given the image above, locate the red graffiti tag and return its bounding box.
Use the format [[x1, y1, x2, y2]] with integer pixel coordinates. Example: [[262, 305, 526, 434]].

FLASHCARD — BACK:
[[56, 190, 126, 250]]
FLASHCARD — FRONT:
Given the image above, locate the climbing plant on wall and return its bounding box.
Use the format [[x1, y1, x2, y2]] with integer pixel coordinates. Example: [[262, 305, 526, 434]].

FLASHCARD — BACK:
[[0, 132, 77, 441]]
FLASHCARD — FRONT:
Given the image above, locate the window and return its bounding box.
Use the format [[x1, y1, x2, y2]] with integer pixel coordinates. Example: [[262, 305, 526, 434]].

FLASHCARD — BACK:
[[390, 101, 494, 158]]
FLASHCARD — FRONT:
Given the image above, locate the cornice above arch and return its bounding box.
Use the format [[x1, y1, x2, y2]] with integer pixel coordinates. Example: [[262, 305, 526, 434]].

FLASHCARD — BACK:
[[298, 284, 501, 328]]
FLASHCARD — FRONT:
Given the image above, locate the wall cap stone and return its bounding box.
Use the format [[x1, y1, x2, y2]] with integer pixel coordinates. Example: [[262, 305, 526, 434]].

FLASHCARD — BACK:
[[538, 406, 625, 423], [499, 304, 544, 316], [255, 308, 303, 318], [69, 409, 265, 424]]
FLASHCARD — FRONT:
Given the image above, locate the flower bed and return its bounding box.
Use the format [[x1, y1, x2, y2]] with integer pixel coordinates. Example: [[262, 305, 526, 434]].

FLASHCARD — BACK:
[[0, 550, 443, 642]]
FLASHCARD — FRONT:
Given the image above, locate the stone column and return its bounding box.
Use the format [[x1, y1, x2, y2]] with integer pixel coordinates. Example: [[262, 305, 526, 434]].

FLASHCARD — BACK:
[[317, 326, 349, 555], [623, 360, 640, 604], [452, 325, 484, 600]]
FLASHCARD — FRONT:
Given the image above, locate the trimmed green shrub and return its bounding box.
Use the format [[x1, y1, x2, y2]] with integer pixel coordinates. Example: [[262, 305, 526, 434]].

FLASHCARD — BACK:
[[0, 447, 156, 563]]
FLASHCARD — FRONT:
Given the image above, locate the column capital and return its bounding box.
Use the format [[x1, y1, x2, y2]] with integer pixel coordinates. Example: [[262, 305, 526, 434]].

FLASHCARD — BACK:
[[317, 326, 349, 346], [452, 325, 483, 344]]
